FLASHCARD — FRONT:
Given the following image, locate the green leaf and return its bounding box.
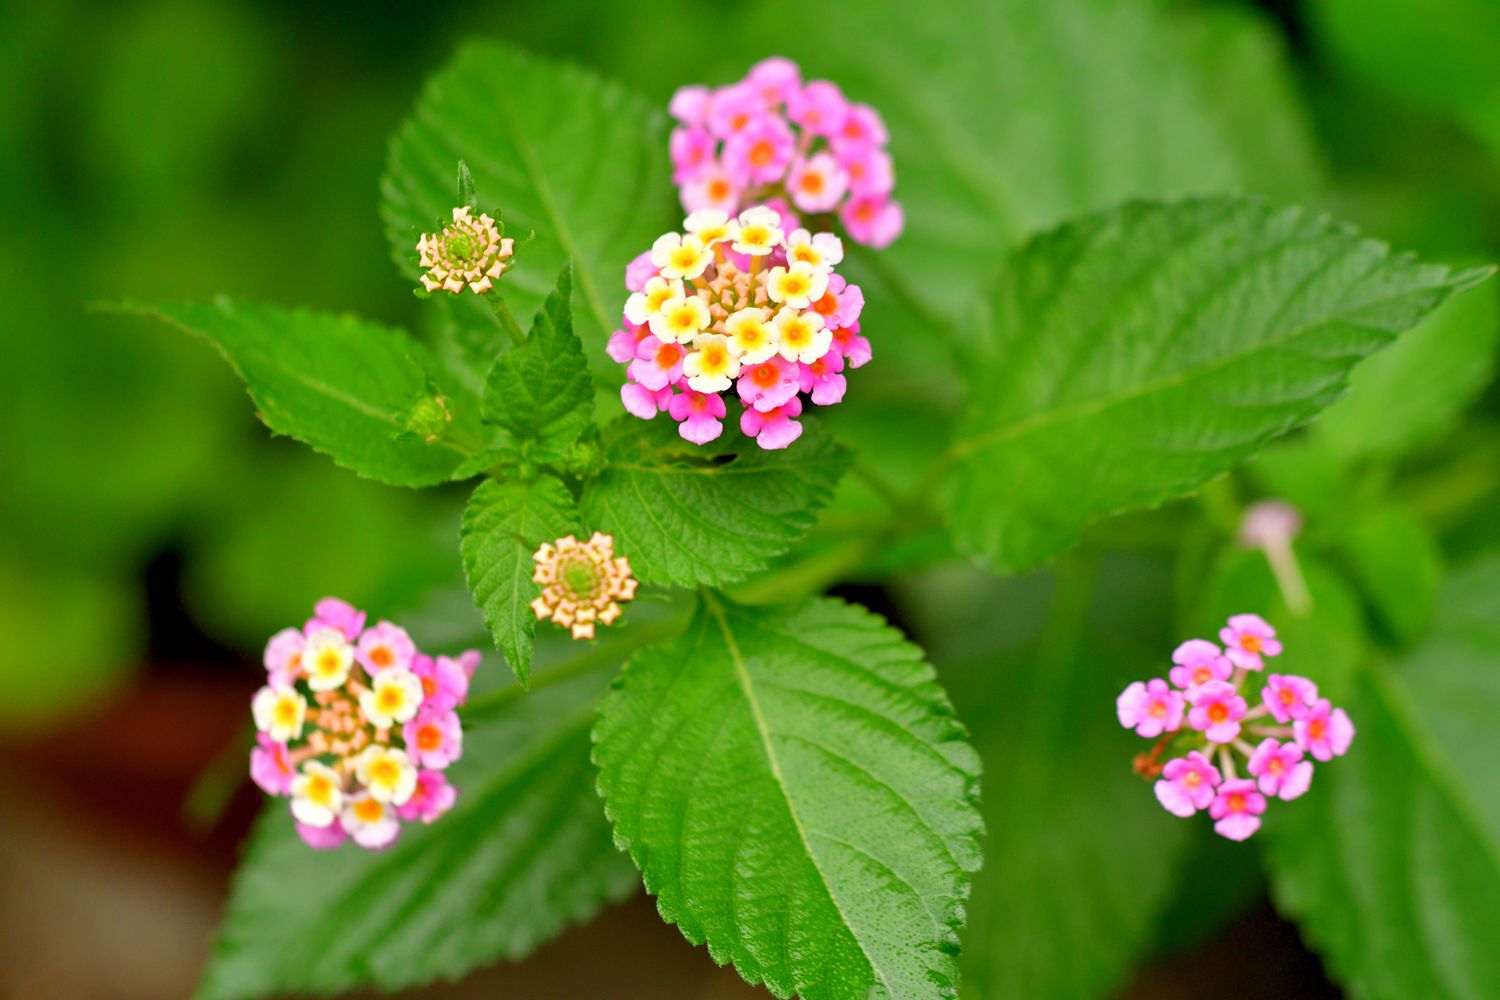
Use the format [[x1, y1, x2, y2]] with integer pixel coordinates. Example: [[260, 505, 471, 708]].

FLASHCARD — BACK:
[[483, 262, 594, 451], [1266, 557, 1500, 1000], [382, 41, 674, 367], [593, 594, 983, 1000], [121, 298, 486, 487], [1335, 504, 1443, 648], [957, 639, 1188, 1000], [755, 0, 1321, 324], [197, 654, 638, 1000], [1312, 275, 1500, 461], [456, 159, 477, 209], [581, 417, 851, 588], [916, 560, 1188, 1000], [460, 475, 581, 686], [945, 197, 1490, 574], [1312, 0, 1500, 158]]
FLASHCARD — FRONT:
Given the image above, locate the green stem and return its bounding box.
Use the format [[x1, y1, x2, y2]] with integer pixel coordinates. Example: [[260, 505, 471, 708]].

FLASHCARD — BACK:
[[459, 606, 693, 720], [486, 293, 527, 347], [852, 460, 907, 512], [1196, 476, 1242, 535]]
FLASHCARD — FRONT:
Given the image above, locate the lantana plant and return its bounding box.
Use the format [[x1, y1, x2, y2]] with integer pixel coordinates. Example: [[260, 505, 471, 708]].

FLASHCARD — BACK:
[[123, 31, 1494, 1000]]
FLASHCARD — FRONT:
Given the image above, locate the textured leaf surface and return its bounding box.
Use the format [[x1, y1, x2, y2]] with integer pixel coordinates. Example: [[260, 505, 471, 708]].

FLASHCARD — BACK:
[[1312, 274, 1499, 460], [198, 656, 637, 1000], [460, 475, 581, 685], [382, 41, 674, 365], [1267, 557, 1500, 1000], [754, 0, 1320, 323], [947, 197, 1488, 574], [593, 595, 983, 1000], [483, 262, 594, 450], [126, 299, 483, 487], [957, 638, 1188, 1000], [580, 418, 851, 587]]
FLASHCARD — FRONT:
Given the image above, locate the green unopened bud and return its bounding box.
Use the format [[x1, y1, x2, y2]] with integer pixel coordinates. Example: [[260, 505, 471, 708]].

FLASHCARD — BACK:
[[399, 393, 452, 442]]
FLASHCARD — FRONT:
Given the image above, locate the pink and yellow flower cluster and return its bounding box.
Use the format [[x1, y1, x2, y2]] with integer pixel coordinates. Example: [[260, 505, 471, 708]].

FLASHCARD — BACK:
[[249, 598, 480, 850], [611, 207, 869, 449], [668, 58, 901, 249], [1116, 614, 1354, 841]]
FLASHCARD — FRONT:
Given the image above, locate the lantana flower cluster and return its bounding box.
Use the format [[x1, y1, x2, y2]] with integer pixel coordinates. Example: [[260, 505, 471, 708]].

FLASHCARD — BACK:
[[1116, 614, 1355, 841], [668, 57, 902, 248], [531, 532, 638, 640], [249, 598, 480, 850], [610, 207, 869, 449], [417, 206, 514, 295]]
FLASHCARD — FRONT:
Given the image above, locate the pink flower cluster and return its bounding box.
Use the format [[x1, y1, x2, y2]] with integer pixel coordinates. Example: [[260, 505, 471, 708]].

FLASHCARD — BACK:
[[669, 57, 902, 248], [249, 597, 480, 851], [1116, 614, 1354, 841], [611, 207, 869, 450]]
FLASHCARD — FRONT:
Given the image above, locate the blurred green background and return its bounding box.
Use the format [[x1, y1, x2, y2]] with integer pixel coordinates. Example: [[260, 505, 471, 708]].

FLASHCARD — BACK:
[[1, 0, 1497, 996]]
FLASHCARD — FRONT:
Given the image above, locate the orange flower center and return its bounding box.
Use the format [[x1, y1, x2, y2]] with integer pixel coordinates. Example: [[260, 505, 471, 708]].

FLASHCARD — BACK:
[[1208, 703, 1229, 724], [1184, 771, 1201, 788], [655, 343, 683, 367], [1241, 634, 1263, 653], [800, 171, 824, 193], [1148, 701, 1167, 719], [370, 646, 393, 669], [354, 798, 384, 823], [1309, 719, 1326, 740], [750, 362, 779, 388], [708, 178, 731, 200], [813, 291, 838, 316], [1228, 793, 1245, 812], [749, 140, 775, 167], [417, 724, 442, 752]]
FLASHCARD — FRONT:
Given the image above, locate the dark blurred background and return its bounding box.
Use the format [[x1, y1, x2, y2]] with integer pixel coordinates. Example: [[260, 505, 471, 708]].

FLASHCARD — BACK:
[[2, 0, 1497, 997]]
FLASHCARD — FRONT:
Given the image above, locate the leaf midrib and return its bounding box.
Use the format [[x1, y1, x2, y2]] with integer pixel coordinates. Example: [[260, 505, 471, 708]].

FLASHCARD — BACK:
[[140, 303, 473, 462], [951, 250, 1428, 460], [702, 592, 894, 999], [483, 56, 612, 340], [1368, 664, 1500, 879]]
